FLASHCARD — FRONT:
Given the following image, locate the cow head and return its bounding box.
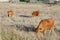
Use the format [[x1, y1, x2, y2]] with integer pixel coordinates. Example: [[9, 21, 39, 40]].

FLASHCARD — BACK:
[[32, 11, 39, 16], [35, 25, 43, 33], [8, 10, 14, 17]]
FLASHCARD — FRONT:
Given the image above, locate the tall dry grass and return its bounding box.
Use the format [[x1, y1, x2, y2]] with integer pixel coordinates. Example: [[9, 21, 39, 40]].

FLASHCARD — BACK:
[[0, 24, 60, 40]]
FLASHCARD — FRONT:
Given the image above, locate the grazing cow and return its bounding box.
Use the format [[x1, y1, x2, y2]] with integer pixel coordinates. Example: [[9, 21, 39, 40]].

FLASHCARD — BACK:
[[35, 18, 55, 33], [48, 3, 56, 7], [48, 4, 54, 7], [8, 10, 14, 17], [32, 11, 39, 16]]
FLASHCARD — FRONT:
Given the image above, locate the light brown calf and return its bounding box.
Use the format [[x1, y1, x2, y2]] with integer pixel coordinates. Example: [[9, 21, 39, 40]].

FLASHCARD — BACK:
[[8, 10, 14, 17], [32, 11, 39, 16], [35, 18, 55, 33]]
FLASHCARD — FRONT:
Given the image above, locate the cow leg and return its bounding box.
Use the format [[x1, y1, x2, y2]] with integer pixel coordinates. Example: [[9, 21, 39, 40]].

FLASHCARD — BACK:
[[43, 29, 47, 35], [51, 26, 55, 31], [48, 28, 52, 34], [49, 25, 55, 34]]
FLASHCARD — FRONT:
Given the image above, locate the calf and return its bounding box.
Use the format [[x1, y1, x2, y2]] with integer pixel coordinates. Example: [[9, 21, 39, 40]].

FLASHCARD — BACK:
[[8, 10, 14, 17], [32, 11, 39, 16], [35, 18, 55, 33]]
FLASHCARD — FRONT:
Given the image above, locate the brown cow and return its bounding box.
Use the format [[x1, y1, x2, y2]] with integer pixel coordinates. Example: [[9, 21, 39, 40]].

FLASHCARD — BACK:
[[32, 11, 39, 16], [35, 18, 55, 33], [8, 10, 14, 17]]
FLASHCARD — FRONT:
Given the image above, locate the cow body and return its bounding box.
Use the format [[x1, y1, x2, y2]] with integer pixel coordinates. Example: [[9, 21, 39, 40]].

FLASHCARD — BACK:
[[32, 11, 39, 16], [35, 18, 55, 33]]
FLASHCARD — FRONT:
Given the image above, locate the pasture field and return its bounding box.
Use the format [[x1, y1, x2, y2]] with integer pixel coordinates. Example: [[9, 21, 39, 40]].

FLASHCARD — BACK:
[[0, 3, 60, 40]]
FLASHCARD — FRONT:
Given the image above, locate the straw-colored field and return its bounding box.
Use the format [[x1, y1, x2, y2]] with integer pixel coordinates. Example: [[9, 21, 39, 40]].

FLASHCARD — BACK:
[[0, 3, 60, 40]]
